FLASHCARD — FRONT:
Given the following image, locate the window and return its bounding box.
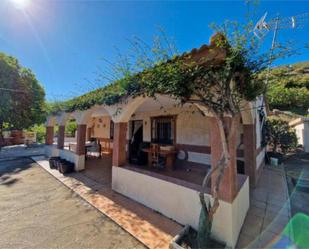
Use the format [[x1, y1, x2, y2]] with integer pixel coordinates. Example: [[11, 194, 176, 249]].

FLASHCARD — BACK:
[[110, 120, 114, 140], [151, 116, 175, 145]]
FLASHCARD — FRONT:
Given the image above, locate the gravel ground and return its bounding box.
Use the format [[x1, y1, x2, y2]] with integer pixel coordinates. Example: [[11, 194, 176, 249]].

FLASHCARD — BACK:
[[0, 157, 145, 249]]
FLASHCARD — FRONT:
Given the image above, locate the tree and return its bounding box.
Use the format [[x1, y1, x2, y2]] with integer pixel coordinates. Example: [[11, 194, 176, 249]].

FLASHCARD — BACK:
[[266, 118, 298, 154], [0, 52, 46, 146]]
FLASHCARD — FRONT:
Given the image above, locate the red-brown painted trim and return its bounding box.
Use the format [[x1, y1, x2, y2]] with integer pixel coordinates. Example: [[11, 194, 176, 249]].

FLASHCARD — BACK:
[[175, 144, 211, 154]]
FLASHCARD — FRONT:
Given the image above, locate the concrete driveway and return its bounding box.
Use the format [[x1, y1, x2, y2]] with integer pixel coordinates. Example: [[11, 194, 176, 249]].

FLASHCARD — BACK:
[[0, 157, 145, 249]]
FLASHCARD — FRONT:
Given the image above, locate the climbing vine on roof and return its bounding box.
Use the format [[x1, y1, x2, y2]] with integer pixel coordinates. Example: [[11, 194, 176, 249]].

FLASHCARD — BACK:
[[49, 33, 265, 116]]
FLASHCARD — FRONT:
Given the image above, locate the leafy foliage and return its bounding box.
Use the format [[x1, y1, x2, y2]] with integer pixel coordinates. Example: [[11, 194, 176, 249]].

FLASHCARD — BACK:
[[0, 52, 46, 131], [65, 120, 77, 137], [27, 124, 46, 143], [266, 118, 298, 154], [48, 34, 265, 117], [265, 62, 309, 115]]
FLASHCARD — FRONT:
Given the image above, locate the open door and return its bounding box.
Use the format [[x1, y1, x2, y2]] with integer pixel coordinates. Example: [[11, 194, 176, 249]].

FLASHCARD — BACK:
[[129, 120, 146, 165]]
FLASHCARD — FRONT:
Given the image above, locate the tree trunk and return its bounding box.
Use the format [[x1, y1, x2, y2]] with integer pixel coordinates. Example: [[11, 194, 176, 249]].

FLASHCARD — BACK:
[[198, 112, 237, 248]]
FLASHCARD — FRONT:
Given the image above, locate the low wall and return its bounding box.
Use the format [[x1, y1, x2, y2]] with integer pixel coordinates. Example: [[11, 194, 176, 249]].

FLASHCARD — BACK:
[[59, 149, 85, 171], [44, 145, 85, 171], [112, 166, 249, 248], [45, 145, 59, 157]]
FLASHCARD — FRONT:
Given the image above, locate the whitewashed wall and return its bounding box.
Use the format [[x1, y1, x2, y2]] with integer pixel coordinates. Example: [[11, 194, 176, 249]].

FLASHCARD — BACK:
[[89, 116, 112, 139], [112, 167, 249, 248], [131, 106, 210, 145], [129, 106, 244, 165]]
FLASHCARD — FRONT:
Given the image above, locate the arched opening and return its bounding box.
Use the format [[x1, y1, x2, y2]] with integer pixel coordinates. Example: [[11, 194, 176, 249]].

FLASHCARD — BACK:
[[73, 106, 114, 184], [116, 94, 212, 188]]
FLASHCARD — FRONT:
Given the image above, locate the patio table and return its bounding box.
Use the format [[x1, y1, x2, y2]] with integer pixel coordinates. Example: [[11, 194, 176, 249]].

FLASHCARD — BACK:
[[142, 148, 177, 171]]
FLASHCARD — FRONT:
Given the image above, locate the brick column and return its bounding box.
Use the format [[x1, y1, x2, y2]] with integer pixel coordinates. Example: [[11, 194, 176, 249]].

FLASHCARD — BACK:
[[210, 117, 238, 203], [112, 122, 127, 167], [57, 125, 65, 149], [243, 123, 257, 187], [45, 126, 54, 145], [76, 124, 87, 155]]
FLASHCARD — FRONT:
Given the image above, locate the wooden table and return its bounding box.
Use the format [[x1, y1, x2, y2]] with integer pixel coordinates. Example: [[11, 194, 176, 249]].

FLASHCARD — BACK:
[[142, 148, 177, 171]]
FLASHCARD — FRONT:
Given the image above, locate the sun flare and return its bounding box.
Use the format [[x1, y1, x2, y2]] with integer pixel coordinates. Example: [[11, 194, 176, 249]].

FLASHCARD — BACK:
[[11, 0, 30, 9]]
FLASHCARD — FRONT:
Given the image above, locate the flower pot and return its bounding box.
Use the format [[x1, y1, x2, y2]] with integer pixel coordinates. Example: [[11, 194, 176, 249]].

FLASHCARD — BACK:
[[58, 160, 75, 174], [49, 157, 60, 169], [170, 225, 225, 249]]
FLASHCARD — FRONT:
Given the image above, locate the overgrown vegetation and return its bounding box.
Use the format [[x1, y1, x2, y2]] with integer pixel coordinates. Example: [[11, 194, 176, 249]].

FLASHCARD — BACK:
[[65, 120, 77, 137], [27, 124, 46, 143], [0, 52, 46, 146], [266, 62, 309, 115], [266, 118, 298, 154]]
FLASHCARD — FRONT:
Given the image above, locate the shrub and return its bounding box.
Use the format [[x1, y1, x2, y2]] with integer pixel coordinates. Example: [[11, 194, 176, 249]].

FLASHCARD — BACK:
[[65, 120, 77, 137], [266, 118, 298, 154], [27, 124, 46, 143]]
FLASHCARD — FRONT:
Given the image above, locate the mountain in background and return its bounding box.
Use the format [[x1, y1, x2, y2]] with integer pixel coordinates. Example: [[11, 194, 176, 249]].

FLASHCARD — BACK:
[[267, 61, 309, 116]]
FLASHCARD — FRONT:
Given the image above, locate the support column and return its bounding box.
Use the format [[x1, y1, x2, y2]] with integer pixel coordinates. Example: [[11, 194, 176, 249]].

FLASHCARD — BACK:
[[45, 126, 54, 145], [112, 122, 127, 167], [243, 123, 257, 187], [210, 117, 238, 203], [57, 125, 65, 149], [76, 124, 87, 155]]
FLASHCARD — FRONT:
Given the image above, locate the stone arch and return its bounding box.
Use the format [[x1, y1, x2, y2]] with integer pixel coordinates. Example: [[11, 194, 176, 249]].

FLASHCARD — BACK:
[[71, 105, 114, 125], [193, 101, 254, 125], [111, 96, 148, 123], [46, 116, 57, 127]]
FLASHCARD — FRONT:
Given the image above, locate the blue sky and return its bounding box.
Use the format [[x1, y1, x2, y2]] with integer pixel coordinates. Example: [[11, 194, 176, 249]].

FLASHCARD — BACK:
[[0, 0, 308, 101]]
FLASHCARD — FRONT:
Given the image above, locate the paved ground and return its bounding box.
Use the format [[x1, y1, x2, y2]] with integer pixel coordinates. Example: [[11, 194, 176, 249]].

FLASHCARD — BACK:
[[34, 156, 182, 249], [284, 152, 309, 216], [0, 157, 145, 249], [236, 165, 292, 248], [0, 144, 45, 160]]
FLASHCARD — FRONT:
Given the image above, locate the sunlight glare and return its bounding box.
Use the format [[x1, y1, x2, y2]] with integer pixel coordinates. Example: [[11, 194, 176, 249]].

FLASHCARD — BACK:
[[11, 0, 30, 9]]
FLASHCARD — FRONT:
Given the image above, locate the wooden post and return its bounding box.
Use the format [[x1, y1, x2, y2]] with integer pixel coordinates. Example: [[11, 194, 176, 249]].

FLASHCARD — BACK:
[[45, 126, 54, 145], [112, 122, 127, 167], [57, 125, 65, 149], [76, 124, 87, 155]]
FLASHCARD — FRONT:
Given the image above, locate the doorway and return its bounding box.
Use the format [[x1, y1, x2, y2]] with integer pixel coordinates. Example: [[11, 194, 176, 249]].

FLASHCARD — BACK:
[[129, 120, 146, 165]]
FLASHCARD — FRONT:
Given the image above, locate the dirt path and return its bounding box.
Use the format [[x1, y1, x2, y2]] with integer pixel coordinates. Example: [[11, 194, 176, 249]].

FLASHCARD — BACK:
[[0, 157, 145, 249]]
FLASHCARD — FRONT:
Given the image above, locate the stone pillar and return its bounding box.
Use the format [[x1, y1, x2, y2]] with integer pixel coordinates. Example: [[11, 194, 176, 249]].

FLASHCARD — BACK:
[[76, 124, 87, 155], [210, 117, 238, 203], [112, 122, 127, 167], [57, 125, 65, 149], [243, 123, 257, 187], [45, 126, 54, 145]]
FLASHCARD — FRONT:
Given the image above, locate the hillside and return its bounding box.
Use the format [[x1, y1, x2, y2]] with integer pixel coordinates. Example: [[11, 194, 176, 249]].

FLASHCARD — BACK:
[[267, 62, 309, 115]]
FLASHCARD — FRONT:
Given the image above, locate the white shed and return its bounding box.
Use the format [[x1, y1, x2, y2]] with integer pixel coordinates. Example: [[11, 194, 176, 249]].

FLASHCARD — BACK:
[[289, 117, 309, 152]]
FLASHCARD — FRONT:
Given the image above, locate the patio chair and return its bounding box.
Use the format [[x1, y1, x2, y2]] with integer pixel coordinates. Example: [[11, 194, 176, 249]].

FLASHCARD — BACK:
[[150, 144, 164, 168], [86, 140, 101, 158]]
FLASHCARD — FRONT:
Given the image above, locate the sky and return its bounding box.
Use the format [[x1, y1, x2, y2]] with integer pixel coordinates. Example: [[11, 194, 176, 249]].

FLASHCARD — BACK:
[[0, 0, 308, 101]]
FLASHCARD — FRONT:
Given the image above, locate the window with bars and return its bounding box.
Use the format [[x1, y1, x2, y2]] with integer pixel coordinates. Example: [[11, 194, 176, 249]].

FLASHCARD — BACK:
[[151, 116, 175, 145]]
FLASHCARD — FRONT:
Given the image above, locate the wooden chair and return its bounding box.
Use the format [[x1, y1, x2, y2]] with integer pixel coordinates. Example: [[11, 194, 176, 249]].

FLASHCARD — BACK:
[[150, 144, 164, 168], [99, 138, 112, 155]]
